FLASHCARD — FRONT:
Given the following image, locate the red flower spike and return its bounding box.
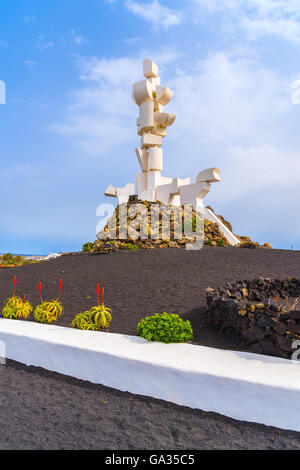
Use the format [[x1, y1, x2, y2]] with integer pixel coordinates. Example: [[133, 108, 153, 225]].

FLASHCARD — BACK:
[[96, 283, 100, 305], [38, 281, 43, 303], [57, 278, 63, 301], [13, 275, 17, 297], [102, 287, 104, 306]]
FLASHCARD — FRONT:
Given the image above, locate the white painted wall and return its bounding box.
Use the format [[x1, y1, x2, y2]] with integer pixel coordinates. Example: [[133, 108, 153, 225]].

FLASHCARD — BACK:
[[1, 319, 300, 432]]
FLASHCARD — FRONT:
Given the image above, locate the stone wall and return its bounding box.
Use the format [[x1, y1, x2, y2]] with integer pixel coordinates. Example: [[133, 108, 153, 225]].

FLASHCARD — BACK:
[[206, 277, 300, 359]]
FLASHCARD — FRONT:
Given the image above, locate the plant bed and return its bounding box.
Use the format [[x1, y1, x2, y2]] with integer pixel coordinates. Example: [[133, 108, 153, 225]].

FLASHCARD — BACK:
[[2, 248, 300, 355], [206, 277, 300, 359]]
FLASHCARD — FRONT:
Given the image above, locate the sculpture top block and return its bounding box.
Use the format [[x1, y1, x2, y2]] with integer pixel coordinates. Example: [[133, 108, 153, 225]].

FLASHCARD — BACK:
[[143, 58, 158, 78]]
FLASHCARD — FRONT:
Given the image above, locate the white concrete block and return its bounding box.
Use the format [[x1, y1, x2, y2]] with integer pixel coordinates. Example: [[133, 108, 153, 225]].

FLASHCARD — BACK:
[[148, 147, 163, 171], [179, 182, 211, 208], [196, 168, 221, 183], [154, 101, 164, 113], [140, 189, 156, 202], [116, 183, 136, 204], [155, 177, 191, 205], [146, 171, 161, 191], [148, 77, 160, 86], [104, 185, 117, 198], [141, 133, 162, 149], [135, 148, 149, 172], [152, 124, 167, 138], [143, 58, 158, 78], [204, 208, 240, 246], [138, 101, 154, 135], [160, 176, 174, 185], [155, 112, 176, 127], [136, 172, 147, 194], [156, 180, 178, 204], [156, 86, 173, 105], [132, 80, 154, 105], [177, 177, 191, 187]]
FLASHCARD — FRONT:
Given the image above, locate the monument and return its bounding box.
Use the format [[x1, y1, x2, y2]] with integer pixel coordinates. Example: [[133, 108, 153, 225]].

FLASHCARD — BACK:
[[104, 59, 240, 245]]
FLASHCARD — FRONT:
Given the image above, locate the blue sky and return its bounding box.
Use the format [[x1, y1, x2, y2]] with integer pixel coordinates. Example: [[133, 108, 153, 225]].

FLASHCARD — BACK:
[[1, 0, 300, 254]]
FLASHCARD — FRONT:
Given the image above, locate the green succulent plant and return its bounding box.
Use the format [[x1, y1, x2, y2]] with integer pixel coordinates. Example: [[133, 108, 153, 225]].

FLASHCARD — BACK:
[[82, 242, 94, 252], [125, 243, 140, 250], [2, 276, 32, 320], [34, 300, 64, 324], [34, 279, 64, 324], [3, 296, 33, 320], [137, 312, 193, 344], [72, 283, 112, 331]]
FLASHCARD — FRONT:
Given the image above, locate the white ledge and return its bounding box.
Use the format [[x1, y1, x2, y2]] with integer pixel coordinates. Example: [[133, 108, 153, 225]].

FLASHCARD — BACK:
[[0, 318, 300, 432]]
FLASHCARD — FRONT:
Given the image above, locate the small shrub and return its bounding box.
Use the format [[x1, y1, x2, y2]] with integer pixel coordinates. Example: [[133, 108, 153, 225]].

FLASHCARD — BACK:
[[34, 300, 64, 324], [125, 243, 140, 250], [82, 242, 94, 252], [72, 311, 100, 330], [2, 253, 13, 262], [34, 279, 63, 324], [2, 276, 32, 320], [137, 312, 193, 344], [3, 296, 33, 320], [217, 239, 225, 247], [72, 283, 112, 331]]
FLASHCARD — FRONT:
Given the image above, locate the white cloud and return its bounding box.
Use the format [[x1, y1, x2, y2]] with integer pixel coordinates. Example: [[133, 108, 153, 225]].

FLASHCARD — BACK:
[[169, 52, 290, 149], [241, 17, 300, 42], [24, 15, 35, 23], [125, 0, 182, 29], [24, 60, 37, 67], [193, 0, 242, 12], [192, 0, 300, 43], [123, 36, 142, 45], [37, 36, 54, 52], [70, 29, 87, 46]]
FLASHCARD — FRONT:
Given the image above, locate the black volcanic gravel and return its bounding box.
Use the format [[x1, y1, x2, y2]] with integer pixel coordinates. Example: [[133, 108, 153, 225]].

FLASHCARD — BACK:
[[1, 246, 300, 449]]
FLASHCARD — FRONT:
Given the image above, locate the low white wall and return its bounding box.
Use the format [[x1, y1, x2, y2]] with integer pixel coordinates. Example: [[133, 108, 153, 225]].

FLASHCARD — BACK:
[[1, 318, 300, 432], [204, 208, 240, 246]]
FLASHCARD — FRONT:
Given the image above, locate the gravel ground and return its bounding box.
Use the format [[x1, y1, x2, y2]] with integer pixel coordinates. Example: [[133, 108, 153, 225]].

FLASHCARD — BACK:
[[1, 246, 300, 449]]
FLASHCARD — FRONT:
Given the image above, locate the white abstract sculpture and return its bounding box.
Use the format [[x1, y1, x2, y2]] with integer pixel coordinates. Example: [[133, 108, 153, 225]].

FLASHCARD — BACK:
[[104, 59, 241, 245], [105, 58, 222, 211]]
